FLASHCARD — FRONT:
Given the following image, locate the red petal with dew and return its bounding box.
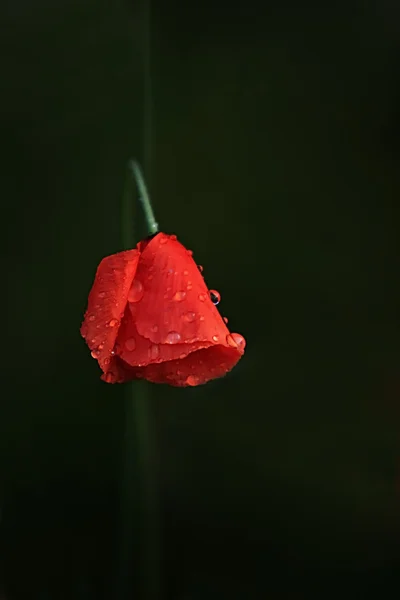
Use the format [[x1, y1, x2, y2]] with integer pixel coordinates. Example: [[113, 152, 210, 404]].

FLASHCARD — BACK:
[[80, 249, 140, 374], [111, 233, 245, 385]]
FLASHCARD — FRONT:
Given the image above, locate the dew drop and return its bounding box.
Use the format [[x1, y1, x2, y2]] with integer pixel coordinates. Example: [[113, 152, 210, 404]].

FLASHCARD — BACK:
[[147, 274, 154, 281], [209, 290, 221, 305], [91, 349, 100, 359], [103, 372, 114, 383], [111, 342, 121, 356], [183, 311, 196, 323], [199, 315, 205, 321], [212, 335, 219, 343], [165, 331, 181, 344], [98, 291, 106, 299], [198, 265, 203, 272], [187, 282, 193, 290], [150, 325, 158, 333], [170, 234, 177, 241], [226, 334, 238, 348], [125, 337, 136, 351], [172, 290, 186, 302], [128, 279, 144, 303], [108, 318, 119, 328], [179, 352, 186, 359], [98, 343, 104, 350], [198, 293, 206, 302], [187, 249, 193, 256], [88, 314, 95, 322], [231, 333, 246, 350], [223, 316, 229, 324], [159, 237, 168, 245], [186, 375, 199, 386], [148, 344, 160, 360], [104, 357, 110, 365], [183, 270, 189, 276]]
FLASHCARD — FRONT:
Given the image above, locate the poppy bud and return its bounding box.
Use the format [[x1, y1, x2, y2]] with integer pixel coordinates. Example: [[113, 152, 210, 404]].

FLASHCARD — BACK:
[[80, 232, 245, 386]]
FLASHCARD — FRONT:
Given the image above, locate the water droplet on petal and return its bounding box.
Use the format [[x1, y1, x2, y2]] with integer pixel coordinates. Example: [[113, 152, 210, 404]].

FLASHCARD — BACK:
[[170, 234, 177, 241], [104, 372, 114, 383], [179, 352, 186, 359], [88, 314, 95, 322], [172, 290, 186, 302], [148, 344, 160, 360], [98, 291, 106, 299], [209, 290, 221, 305], [226, 334, 238, 348], [128, 279, 144, 303], [198, 265, 203, 272], [104, 357, 110, 365], [159, 237, 168, 245], [183, 311, 196, 323], [223, 316, 229, 324], [147, 274, 154, 281], [183, 270, 189, 276], [165, 331, 181, 344], [150, 325, 158, 333], [186, 375, 199, 386], [199, 315, 205, 321], [98, 343, 104, 350], [187, 249, 193, 256], [91, 349, 100, 359], [111, 342, 121, 356], [212, 335, 219, 343], [187, 281, 193, 290], [231, 333, 246, 350], [125, 337, 136, 351], [108, 318, 119, 328], [198, 293, 206, 302]]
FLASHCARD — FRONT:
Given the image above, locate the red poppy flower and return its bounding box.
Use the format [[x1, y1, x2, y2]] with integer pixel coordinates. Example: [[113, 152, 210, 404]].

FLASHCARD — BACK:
[[80, 232, 245, 387]]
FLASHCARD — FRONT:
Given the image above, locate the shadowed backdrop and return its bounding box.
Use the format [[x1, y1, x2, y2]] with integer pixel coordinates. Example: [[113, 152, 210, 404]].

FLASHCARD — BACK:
[[1, 0, 400, 598]]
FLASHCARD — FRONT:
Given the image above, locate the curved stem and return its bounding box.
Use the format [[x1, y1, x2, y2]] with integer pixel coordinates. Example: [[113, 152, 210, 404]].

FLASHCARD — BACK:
[[129, 159, 159, 235]]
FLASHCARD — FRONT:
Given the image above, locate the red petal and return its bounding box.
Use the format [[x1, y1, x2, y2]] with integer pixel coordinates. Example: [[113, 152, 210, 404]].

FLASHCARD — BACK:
[[80, 249, 140, 373], [107, 232, 246, 386], [126, 233, 233, 350], [105, 342, 244, 386]]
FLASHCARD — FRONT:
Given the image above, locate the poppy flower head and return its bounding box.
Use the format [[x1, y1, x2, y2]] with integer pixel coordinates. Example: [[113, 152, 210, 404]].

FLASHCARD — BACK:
[[80, 233, 245, 386]]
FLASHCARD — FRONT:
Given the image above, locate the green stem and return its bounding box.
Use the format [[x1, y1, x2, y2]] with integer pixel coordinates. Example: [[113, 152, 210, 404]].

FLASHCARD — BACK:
[[116, 157, 161, 598], [116, 0, 160, 594], [129, 160, 159, 235]]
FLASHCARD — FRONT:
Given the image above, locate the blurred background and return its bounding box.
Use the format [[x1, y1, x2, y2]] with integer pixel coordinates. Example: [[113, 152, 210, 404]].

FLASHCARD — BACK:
[[1, 0, 400, 598]]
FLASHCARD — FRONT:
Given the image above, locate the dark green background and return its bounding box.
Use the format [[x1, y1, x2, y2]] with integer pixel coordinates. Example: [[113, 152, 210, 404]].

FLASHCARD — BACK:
[[1, 1, 400, 598]]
